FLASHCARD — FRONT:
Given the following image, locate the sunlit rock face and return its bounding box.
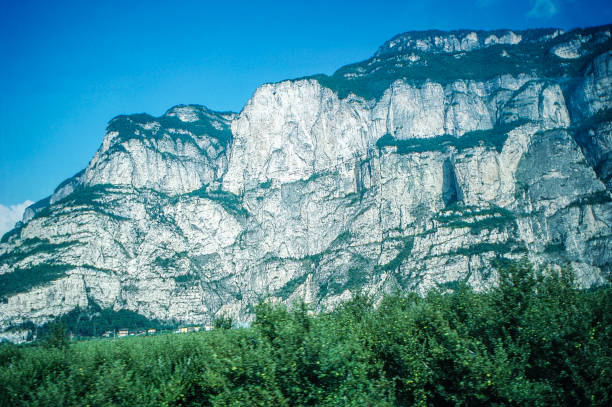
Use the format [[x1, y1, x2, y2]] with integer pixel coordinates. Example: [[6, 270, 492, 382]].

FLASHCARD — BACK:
[[84, 105, 235, 194], [1, 24, 611, 340]]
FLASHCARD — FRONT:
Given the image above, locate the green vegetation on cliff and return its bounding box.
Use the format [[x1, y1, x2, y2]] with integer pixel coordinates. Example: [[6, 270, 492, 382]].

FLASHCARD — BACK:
[[375, 120, 528, 155], [306, 26, 612, 101], [0, 261, 610, 406], [0, 264, 73, 299]]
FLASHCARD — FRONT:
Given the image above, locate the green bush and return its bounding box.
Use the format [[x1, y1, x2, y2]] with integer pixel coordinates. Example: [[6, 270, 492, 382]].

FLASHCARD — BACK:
[[42, 321, 70, 349]]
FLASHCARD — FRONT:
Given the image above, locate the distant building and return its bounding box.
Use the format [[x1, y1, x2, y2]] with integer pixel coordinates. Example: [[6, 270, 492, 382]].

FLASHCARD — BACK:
[[147, 328, 156, 334], [118, 329, 129, 337], [175, 326, 203, 333], [102, 331, 113, 338]]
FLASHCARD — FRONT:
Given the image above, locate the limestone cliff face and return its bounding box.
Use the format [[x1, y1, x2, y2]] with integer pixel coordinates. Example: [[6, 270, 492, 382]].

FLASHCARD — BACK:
[[374, 28, 541, 56], [1, 25, 611, 340], [84, 106, 234, 194]]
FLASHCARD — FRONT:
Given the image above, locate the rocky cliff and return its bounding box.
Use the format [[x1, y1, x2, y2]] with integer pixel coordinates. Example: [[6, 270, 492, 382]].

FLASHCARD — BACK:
[[1, 25, 611, 341]]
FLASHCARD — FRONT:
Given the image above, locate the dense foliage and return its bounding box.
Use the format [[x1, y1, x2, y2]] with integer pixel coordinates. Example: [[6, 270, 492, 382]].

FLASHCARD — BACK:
[[39, 303, 176, 339], [1, 261, 610, 406], [5, 303, 176, 343]]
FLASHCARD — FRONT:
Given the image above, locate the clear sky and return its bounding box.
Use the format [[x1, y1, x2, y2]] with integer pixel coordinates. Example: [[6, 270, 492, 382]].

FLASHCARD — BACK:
[[0, 0, 610, 219]]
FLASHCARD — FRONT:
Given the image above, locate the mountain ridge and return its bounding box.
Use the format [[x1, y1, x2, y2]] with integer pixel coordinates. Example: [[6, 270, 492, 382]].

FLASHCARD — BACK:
[[1, 24, 611, 342]]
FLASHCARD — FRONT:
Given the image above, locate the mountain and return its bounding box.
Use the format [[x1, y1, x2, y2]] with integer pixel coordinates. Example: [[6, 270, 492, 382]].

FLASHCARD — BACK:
[[1, 25, 611, 342]]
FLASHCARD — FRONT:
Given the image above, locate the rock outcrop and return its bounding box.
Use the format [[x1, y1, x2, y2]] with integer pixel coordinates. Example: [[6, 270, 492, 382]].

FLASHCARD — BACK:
[[1, 24, 611, 340]]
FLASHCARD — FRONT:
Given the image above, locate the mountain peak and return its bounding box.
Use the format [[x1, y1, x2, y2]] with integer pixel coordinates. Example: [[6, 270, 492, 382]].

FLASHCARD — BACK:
[[374, 28, 533, 57], [1, 23, 611, 343]]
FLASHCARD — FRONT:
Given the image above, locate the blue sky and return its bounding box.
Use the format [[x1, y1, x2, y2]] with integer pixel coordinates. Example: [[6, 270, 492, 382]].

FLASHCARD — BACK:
[[0, 0, 610, 233]]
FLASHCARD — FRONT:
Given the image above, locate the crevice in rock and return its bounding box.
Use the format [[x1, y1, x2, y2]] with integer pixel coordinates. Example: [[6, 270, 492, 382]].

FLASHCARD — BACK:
[[442, 158, 464, 207], [354, 161, 364, 193], [571, 125, 612, 191]]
